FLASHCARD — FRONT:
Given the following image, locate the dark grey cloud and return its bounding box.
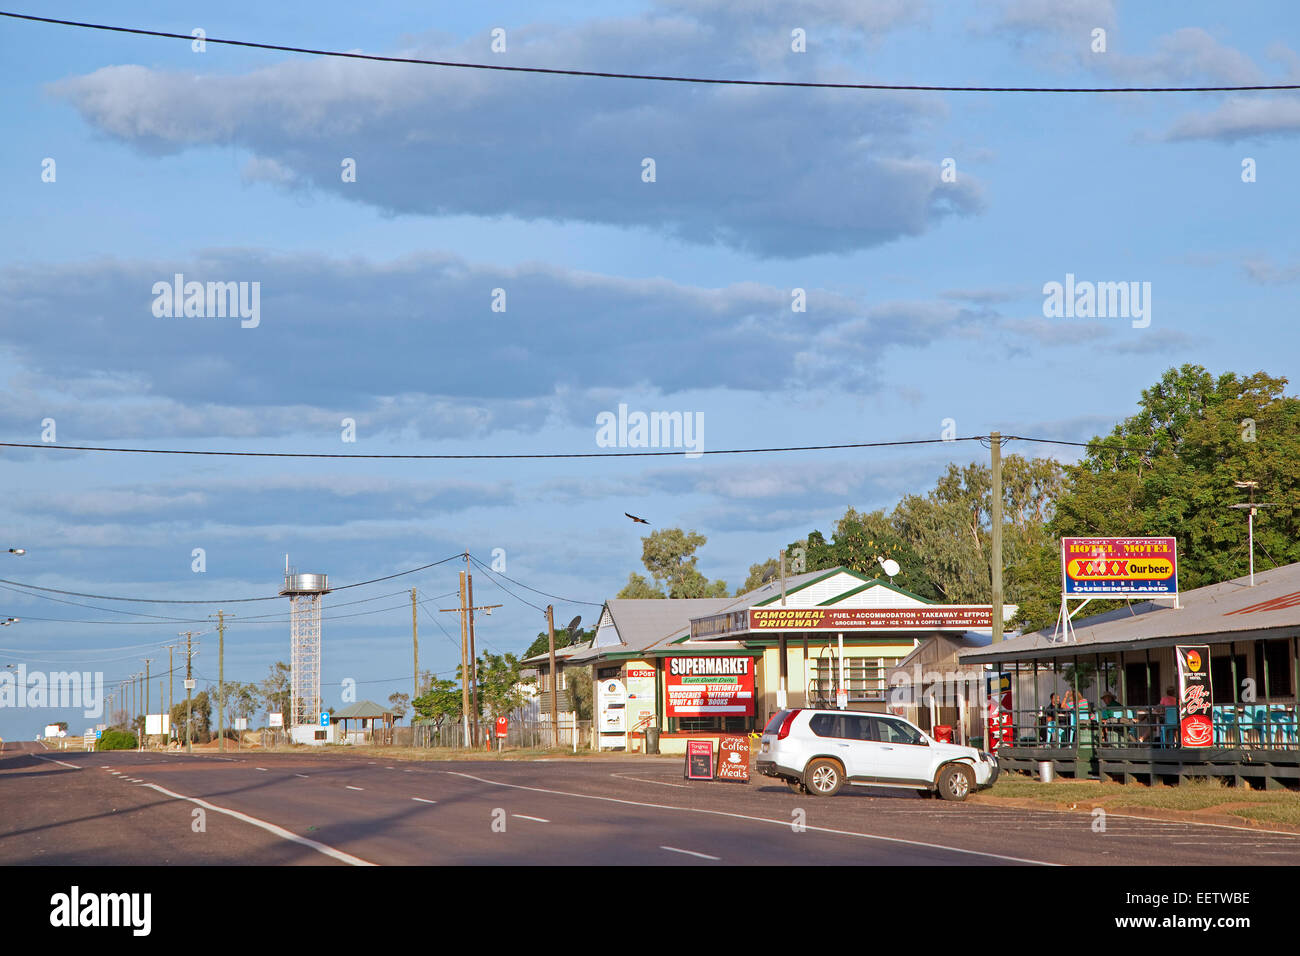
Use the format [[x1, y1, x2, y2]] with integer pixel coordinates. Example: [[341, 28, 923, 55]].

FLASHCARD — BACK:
[[49, 6, 981, 258], [0, 250, 997, 438]]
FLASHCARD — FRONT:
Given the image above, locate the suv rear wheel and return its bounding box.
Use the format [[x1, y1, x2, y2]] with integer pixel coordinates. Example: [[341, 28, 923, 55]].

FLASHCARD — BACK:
[[804, 758, 844, 796], [936, 763, 973, 801]]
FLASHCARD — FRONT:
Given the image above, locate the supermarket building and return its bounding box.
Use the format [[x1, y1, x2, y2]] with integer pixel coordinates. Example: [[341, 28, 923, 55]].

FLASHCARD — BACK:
[[531, 567, 1009, 755]]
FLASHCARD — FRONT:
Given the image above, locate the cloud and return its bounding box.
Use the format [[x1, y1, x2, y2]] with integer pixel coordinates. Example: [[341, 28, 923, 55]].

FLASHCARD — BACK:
[[1164, 95, 1300, 142], [49, 8, 981, 258], [0, 250, 1002, 439], [1242, 257, 1300, 284]]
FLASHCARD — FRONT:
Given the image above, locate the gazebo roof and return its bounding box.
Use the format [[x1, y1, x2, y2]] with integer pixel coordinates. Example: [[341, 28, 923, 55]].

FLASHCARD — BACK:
[[334, 700, 389, 719]]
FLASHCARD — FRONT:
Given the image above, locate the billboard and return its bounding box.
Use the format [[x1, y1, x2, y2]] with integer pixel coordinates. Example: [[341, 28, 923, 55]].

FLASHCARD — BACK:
[[748, 606, 996, 631], [1175, 645, 1213, 748], [145, 714, 170, 736], [665, 656, 754, 716], [624, 661, 657, 732], [1061, 537, 1178, 598]]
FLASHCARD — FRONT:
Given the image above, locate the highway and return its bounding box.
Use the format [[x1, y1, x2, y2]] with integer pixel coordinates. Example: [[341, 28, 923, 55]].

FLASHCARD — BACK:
[[4, 741, 1299, 866]]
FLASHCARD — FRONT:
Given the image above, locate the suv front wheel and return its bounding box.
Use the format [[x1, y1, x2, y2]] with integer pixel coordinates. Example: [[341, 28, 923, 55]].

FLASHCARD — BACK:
[[804, 758, 844, 796], [936, 763, 973, 802]]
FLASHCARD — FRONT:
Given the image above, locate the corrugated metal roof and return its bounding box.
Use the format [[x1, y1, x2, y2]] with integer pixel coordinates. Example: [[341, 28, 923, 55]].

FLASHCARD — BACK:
[[960, 561, 1300, 665], [333, 700, 389, 719]]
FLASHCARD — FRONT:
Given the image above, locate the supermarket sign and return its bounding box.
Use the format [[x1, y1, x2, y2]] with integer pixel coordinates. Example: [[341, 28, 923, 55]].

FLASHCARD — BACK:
[[1062, 537, 1178, 598], [665, 656, 755, 716]]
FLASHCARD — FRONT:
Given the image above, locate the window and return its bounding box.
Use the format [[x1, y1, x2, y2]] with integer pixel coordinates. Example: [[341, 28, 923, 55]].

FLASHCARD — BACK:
[[1210, 653, 1247, 704], [810, 657, 887, 703], [872, 716, 925, 746], [809, 713, 874, 740], [1124, 661, 1160, 706], [1254, 640, 1293, 698], [676, 716, 748, 733]]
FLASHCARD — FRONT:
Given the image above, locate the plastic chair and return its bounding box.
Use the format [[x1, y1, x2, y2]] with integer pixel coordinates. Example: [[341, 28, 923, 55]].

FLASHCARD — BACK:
[[1272, 708, 1298, 746], [1213, 705, 1239, 746], [1160, 706, 1179, 747]]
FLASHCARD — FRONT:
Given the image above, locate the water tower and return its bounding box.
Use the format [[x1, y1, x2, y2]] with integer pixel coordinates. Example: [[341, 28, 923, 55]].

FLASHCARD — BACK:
[[280, 560, 330, 732]]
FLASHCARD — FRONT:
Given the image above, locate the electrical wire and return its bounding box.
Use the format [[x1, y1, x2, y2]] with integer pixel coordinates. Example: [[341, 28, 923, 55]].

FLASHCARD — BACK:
[[0, 436, 983, 459], [466, 553, 602, 608], [0, 553, 461, 605], [2, 12, 1296, 94]]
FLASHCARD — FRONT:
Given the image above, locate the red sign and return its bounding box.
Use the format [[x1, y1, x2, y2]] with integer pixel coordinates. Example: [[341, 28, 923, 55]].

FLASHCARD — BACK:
[[665, 656, 754, 716], [1176, 645, 1213, 748], [495, 716, 508, 738], [684, 739, 714, 780], [986, 673, 1013, 751], [748, 606, 995, 631], [715, 736, 750, 783]]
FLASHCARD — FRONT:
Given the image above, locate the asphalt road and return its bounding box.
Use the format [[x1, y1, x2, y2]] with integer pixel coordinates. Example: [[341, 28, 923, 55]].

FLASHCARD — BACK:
[[4, 741, 1299, 866]]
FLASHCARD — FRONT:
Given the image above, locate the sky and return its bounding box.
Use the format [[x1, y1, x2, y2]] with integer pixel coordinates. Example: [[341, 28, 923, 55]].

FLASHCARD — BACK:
[[1, 0, 1298, 739]]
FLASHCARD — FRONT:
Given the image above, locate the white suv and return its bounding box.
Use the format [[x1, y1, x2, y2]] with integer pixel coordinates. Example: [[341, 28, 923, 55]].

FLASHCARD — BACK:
[[756, 708, 998, 801]]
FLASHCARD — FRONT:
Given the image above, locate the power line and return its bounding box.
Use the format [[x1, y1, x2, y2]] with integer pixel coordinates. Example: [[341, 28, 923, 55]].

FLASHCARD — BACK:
[[2, 12, 1296, 94], [0, 554, 461, 605], [466, 553, 602, 608], [0, 436, 981, 459]]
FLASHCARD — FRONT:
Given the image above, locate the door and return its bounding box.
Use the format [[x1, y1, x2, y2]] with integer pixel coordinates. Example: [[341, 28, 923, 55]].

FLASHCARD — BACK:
[[858, 716, 934, 785]]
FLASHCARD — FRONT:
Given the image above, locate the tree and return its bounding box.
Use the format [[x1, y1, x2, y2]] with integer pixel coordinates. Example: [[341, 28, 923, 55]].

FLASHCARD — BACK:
[[223, 682, 261, 728], [474, 652, 532, 719], [1016, 365, 1300, 630], [412, 678, 462, 730], [387, 692, 409, 720], [523, 626, 593, 660], [259, 662, 291, 723], [171, 690, 211, 744], [617, 571, 664, 599], [629, 528, 728, 598], [565, 665, 593, 721]]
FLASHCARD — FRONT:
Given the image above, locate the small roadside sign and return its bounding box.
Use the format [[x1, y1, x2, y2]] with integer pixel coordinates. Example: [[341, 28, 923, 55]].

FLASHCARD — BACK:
[[268, 712, 283, 727], [495, 716, 507, 738], [684, 739, 714, 780], [319, 711, 330, 727]]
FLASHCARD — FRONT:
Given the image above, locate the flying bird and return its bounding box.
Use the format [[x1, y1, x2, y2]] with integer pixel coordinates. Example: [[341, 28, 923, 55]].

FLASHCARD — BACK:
[[625, 513, 650, 525]]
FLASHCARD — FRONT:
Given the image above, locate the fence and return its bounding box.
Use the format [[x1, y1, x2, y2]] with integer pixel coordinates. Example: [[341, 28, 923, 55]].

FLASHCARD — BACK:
[[413, 716, 593, 749]]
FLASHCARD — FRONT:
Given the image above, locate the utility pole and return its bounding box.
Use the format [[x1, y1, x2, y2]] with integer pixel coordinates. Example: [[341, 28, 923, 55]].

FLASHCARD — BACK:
[[217, 610, 225, 753], [990, 431, 1004, 644], [546, 605, 558, 747], [438, 576, 503, 751], [181, 631, 195, 754], [460, 572, 469, 746], [143, 659, 152, 742], [167, 645, 174, 739], [411, 588, 419, 700], [467, 560, 480, 748]]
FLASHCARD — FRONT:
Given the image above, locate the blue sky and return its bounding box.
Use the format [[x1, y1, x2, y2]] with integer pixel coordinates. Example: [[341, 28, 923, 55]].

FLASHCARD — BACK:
[[2, 0, 1298, 738]]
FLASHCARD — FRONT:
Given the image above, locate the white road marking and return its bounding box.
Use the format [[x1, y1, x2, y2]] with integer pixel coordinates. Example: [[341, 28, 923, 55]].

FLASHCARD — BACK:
[[346, 785, 364, 791], [386, 767, 394, 770], [403, 769, 413, 773], [661, 846, 720, 860], [295, 773, 309, 778], [140, 782, 374, 866], [255, 767, 268, 772], [611, 772, 689, 789], [412, 797, 437, 804], [512, 814, 549, 823], [445, 771, 1057, 866], [34, 755, 81, 770]]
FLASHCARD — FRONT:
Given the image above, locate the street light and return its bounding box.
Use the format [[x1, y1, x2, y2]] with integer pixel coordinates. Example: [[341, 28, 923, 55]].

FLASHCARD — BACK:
[[7, 548, 24, 555]]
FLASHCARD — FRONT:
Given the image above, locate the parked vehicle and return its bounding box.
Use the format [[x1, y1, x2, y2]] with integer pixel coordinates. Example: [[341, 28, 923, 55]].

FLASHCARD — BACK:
[[756, 708, 998, 800]]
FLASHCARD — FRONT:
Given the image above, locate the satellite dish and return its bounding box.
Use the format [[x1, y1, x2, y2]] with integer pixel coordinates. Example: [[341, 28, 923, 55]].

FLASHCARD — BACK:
[[566, 615, 582, 636], [879, 558, 901, 578]]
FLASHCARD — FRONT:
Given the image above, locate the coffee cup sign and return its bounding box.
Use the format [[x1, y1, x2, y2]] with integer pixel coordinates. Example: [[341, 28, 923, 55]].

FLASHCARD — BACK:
[[715, 735, 750, 782]]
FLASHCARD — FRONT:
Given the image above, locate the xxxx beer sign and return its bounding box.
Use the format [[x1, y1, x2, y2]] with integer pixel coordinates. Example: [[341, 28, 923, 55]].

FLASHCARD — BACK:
[[1061, 537, 1178, 598]]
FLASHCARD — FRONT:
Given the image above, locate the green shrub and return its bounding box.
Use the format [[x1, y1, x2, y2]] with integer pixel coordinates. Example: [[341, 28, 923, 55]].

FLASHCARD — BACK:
[[95, 730, 138, 751]]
